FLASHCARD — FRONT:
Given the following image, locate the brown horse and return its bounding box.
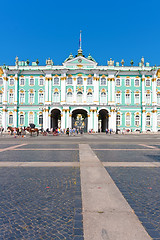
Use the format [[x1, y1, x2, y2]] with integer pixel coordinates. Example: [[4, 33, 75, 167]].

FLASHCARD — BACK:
[[26, 127, 39, 136], [7, 127, 19, 134]]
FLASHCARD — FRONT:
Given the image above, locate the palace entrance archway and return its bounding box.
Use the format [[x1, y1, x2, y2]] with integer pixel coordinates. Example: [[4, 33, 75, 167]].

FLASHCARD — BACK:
[[98, 109, 109, 132], [51, 109, 61, 130], [72, 109, 88, 132]]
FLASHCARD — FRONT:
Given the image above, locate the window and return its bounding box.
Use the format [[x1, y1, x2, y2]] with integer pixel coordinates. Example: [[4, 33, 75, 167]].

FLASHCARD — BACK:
[[20, 92, 25, 103], [146, 115, 151, 126], [157, 79, 160, 86], [146, 93, 150, 104], [9, 93, 14, 104], [135, 79, 139, 86], [116, 79, 120, 86], [116, 114, 121, 126], [39, 92, 44, 103], [20, 115, 24, 125], [54, 77, 59, 85], [20, 78, 25, 85], [125, 93, 131, 104], [30, 78, 34, 86], [157, 115, 160, 126], [29, 93, 34, 104], [67, 92, 72, 103], [77, 91, 83, 103], [87, 77, 93, 85], [77, 77, 83, 85], [135, 93, 140, 104], [87, 92, 93, 103], [0, 93, 3, 104], [101, 92, 107, 103], [10, 79, 14, 85], [126, 114, 131, 126], [29, 113, 34, 124], [157, 94, 160, 104], [9, 114, 13, 125], [135, 115, 140, 126], [53, 92, 60, 102], [101, 78, 106, 85], [39, 78, 44, 85], [116, 93, 121, 104], [0, 78, 3, 85], [67, 77, 72, 85], [39, 114, 43, 125], [126, 79, 130, 86], [146, 79, 150, 86]]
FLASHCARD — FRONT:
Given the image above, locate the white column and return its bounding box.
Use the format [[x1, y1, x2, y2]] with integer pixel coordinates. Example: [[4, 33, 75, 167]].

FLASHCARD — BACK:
[[61, 74, 66, 104], [49, 78, 52, 104], [45, 107, 49, 129], [112, 78, 115, 103], [66, 109, 69, 128], [69, 113, 72, 128], [2, 107, 7, 131], [73, 77, 76, 103], [14, 74, 18, 105], [83, 78, 87, 103], [93, 74, 99, 104], [14, 107, 17, 127], [48, 113, 51, 130], [142, 75, 145, 106], [94, 110, 98, 132], [142, 109, 146, 132], [108, 114, 111, 130], [45, 76, 49, 105], [3, 75, 8, 105], [43, 110, 46, 130], [88, 113, 91, 132], [108, 78, 111, 104], [112, 110, 116, 132], [61, 110, 66, 130], [152, 75, 157, 106], [152, 109, 157, 132]]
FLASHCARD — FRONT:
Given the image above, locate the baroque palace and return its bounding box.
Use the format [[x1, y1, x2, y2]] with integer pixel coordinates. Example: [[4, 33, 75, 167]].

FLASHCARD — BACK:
[[0, 48, 160, 133]]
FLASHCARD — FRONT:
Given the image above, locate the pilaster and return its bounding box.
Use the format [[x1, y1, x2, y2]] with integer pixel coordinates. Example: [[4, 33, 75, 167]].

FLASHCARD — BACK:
[[152, 108, 157, 132], [61, 73, 66, 104], [142, 108, 146, 132]]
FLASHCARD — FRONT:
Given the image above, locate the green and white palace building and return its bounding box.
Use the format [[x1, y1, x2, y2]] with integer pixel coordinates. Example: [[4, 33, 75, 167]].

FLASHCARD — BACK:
[[1, 48, 160, 133]]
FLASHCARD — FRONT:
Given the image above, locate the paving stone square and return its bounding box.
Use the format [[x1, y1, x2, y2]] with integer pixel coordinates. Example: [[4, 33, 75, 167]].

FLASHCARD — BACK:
[[0, 167, 83, 240]]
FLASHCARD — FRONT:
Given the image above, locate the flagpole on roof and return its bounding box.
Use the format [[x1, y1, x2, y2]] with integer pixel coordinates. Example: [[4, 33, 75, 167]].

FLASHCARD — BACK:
[[79, 30, 82, 49]]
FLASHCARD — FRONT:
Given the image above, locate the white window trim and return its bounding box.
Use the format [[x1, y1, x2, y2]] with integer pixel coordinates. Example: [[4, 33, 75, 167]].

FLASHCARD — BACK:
[[53, 77, 60, 86], [0, 78, 3, 86], [134, 92, 140, 104], [38, 91, 44, 103], [29, 91, 35, 104], [134, 78, 140, 87], [9, 78, 14, 86], [116, 78, 121, 87], [116, 93, 121, 104], [39, 78, 44, 86], [125, 92, 131, 104], [29, 78, 35, 86], [146, 79, 151, 87], [116, 114, 121, 126], [100, 77, 107, 86], [125, 78, 131, 87], [19, 113, 25, 126], [19, 91, 25, 104], [125, 113, 131, 126], [28, 112, 34, 125], [20, 78, 25, 86]]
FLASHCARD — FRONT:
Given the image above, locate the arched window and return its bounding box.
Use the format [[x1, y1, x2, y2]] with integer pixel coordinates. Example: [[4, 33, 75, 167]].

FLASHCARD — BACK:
[[87, 77, 93, 85], [135, 93, 140, 104], [77, 91, 83, 103], [54, 77, 59, 85], [101, 78, 106, 85], [29, 92, 34, 104], [30, 78, 34, 86], [126, 79, 130, 86], [157, 115, 160, 126], [135, 79, 139, 86], [0, 92, 3, 104], [125, 92, 131, 104], [67, 77, 72, 85], [116, 79, 120, 86], [116, 93, 121, 104], [39, 78, 44, 85], [101, 92, 107, 103], [20, 114, 24, 125], [67, 92, 72, 103], [157, 79, 160, 86], [146, 93, 150, 104], [0, 78, 3, 85], [87, 92, 93, 103], [9, 93, 14, 104], [10, 79, 14, 85], [39, 114, 43, 125], [146, 115, 151, 126], [39, 92, 44, 103], [29, 113, 34, 124], [135, 115, 140, 126], [20, 78, 25, 85], [116, 114, 121, 126], [77, 77, 83, 85], [146, 79, 150, 86], [20, 92, 25, 103], [157, 93, 160, 104], [9, 114, 13, 125], [126, 114, 131, 126], [53, 92, 60, 102]]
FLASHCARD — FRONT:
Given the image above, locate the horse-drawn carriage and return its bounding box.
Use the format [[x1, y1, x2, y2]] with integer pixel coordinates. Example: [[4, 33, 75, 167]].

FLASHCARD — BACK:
[[26, 124, 39, 136]]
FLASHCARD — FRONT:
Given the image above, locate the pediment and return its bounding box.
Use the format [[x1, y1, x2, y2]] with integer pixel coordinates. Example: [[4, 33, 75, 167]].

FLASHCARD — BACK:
[[63, 56, 97, 68]]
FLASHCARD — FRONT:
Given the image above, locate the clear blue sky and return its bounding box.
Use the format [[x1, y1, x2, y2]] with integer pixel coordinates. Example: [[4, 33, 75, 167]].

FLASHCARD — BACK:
[[1, 0, 160, 66]]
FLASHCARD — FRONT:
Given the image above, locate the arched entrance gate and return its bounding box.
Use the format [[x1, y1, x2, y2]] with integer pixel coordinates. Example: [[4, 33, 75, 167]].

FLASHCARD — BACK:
[[72, 109, 88, 132], [98, 109, 109, 132], [51, 109, 61, 130]]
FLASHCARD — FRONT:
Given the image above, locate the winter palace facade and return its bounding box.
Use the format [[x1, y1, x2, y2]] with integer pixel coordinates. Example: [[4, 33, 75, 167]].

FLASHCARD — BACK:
[[0, 48, 160, 133]]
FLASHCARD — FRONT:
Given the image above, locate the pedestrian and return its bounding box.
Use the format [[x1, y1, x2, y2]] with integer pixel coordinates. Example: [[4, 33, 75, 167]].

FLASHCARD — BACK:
[[105, 128, 108, 134], [110, 128, 112, 135]]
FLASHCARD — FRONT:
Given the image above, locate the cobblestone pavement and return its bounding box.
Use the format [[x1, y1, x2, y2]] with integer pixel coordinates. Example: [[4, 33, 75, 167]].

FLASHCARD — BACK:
[[0, 167, 83, 240], [106, 167, 160, 240], [17, 144, 79, 149], [0, 150, 79, 162], [90, 144, 148, 149]]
